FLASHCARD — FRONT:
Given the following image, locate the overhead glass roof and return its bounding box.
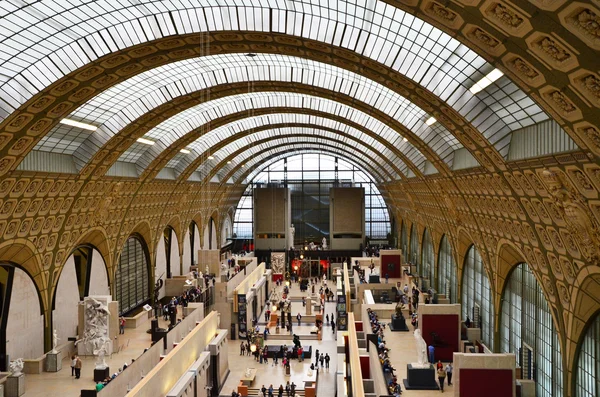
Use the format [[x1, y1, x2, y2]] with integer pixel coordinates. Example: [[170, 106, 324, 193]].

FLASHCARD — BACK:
[[165, 113, 410, 175], [116, 91, 429, 171], [186, 127, 403, 182], [36, 53, 456, 167], [212, 142, 392, 183], [3, 1, 548, 160]]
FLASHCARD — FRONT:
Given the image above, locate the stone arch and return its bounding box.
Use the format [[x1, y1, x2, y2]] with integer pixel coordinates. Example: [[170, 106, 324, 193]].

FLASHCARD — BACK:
[[567, 267, 600, 391], [570, 305, 600, 397], [113, 233, 152, 315]]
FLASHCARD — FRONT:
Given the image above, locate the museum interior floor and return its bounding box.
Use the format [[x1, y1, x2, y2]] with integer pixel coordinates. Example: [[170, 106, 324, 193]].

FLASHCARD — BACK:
[[18, 273, 453, 397]]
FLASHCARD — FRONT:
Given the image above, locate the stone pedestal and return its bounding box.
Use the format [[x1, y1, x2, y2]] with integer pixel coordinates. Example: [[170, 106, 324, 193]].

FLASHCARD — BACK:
[[389, 315, 409, 332], [402, 364, 439, 390], [6, 373, 25, 397], [306, 298, 312, 315], [45, 352, 62, 372], [94, 367, 110, 382]]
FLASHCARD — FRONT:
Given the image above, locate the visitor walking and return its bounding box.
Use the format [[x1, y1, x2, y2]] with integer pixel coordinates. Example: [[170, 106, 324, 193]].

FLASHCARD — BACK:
[[296, 313, 302, 326], [319, 353, 324, 368], [331, 319, 336, 332], [261, 385, 267, 397], [437, 367, 446, 392], [385, 273, 389, 283], [326, 314, 329, 324], [285, 381, 291, 397], [325, 353, 330, 368], [428, 345, 435, 363], [445, 363, 453, 385], [74, 355, 82, 379], [268, 384, 274, 397], [240, 342, 245, 355], [70, 355, 76, 376]]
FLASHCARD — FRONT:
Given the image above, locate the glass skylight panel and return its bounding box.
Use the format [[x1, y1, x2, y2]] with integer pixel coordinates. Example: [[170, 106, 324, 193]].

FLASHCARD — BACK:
[[127, 91, 427, 172], [198, 129, 397, 180], [0, 1, 549, 162]]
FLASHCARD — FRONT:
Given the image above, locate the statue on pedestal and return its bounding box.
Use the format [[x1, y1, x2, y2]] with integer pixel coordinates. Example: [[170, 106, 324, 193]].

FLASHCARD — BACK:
[[75, 297, 112, 369], [51, 329, 60, 353], [322, 237, 327, 249], [9, 359, 24, 376], [413, 329, 430, 368]]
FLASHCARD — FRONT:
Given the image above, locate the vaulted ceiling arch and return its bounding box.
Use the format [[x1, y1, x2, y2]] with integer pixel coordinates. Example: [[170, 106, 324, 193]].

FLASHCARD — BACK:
[[167, 123, 412, 182], [187, 132, 406, 184]]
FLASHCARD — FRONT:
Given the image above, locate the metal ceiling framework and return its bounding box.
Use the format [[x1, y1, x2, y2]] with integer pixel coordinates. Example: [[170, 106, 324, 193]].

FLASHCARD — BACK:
[[0, 0, 578, 187]]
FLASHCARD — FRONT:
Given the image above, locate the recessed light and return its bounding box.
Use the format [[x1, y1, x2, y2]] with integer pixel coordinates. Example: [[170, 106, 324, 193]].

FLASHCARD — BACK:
[[425, 117, 437, 126], [180, 149, 191, 154], [402, 137, 408, 143], [208, 155, 214, 160], [469, 68, 504, 94], [137, 137, 155, 145], [60, 118, 97, 131], [227, 161, 231, 164]]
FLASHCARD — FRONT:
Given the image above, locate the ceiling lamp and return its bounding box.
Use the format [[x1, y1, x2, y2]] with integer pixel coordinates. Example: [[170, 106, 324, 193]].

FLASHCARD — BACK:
[[425, 117, 437, 126], [469, 68, 504, 94], [180, 149, 191, 154], [137, 137, 155, 145], [208, 155, 215, 160], [60, 118, 97, 131]]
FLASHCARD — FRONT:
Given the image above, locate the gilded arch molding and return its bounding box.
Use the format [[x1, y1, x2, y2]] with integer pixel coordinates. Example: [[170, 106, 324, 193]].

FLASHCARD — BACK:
[[170, 126, 409, 183], [3, 32, 555, 178]]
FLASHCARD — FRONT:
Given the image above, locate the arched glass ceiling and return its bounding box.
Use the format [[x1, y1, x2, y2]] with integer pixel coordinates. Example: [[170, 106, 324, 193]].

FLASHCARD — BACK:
[[2, 1, 547, 155], [36, 53, 456, 167], [233, 152, 390, 240], [187, 128, 403, 181], [164, 113, 410, 175], [116, 91, 429, 170], [208, 142, 391, 184]]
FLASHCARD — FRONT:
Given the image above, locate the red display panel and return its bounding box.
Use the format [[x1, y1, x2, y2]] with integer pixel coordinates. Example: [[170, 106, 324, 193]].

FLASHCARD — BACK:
[[272, 273, 283, 282], [459, 368, 513, 397], [380, 255, 402, 278], [359, 356, 370, 379], [355, 322, 363, 332], [421, 314, 459, 361]]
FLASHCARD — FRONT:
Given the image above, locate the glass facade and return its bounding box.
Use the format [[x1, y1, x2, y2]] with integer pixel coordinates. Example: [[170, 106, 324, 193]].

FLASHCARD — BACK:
[[114, 236, 150, 315], [409, 225, 419, 266], [421, 229, 435, 289], [233, 153, 390, 241], [437, 235, 457, 303], [461, 245, 494, 348], [576, 313, 600, 397], [401, 222, 408, 263], [500, 263, 563, 397]]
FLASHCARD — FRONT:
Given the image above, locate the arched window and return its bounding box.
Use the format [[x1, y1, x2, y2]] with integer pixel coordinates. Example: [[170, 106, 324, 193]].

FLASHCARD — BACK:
[[437, 235, 457, 303], [409, 225, 419, 268], [500, 263, 562, 397], [115, 236, 150, 315], [400, 222, 408, 263], [575, 312, 600, 397], [461, 245, 494, 348], [421, 229, 435, 290]]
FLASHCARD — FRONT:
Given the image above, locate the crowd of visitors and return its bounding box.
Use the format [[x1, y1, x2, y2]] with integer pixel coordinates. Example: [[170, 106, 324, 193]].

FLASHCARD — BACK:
[[366, 308, 402, 396], [93, 359, 136, 391]]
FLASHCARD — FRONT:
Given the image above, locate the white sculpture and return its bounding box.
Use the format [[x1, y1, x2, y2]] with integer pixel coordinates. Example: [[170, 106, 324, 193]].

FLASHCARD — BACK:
[[51, 329, 60, 353], [75, 297, 112, 369], [9, 358, 24, 376], [289, 224, 295, 248], [245, 368, 252, 378], [322, 237, 327, 249], [413, 329, 430, 368]]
